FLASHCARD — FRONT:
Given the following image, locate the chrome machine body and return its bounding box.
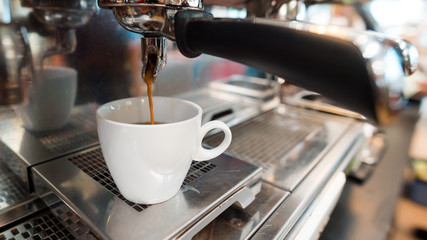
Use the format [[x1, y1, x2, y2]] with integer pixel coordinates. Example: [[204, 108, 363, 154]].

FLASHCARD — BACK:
[[0, 0, 412, 239]]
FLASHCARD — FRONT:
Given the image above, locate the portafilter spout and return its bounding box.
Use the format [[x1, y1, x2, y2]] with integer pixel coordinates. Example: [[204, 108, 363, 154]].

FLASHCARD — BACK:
[[97, 0, 418, 124], [98, 0, 203, 80], [141, 37, 167, 80]]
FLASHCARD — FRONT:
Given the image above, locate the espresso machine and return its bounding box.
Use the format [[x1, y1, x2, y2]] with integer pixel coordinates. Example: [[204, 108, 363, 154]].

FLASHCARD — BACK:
[[0, 0, 416, 239]]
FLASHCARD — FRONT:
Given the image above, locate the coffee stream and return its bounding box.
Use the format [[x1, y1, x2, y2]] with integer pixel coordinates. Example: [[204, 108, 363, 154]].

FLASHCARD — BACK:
[[134, 122, 165, 125], [144, 55, 156, 125]]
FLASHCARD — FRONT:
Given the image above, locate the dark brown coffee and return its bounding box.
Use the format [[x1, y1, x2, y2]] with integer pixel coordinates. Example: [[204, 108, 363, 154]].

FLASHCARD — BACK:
[[144, 55, 155, 125], [133, 122, 166, 125]]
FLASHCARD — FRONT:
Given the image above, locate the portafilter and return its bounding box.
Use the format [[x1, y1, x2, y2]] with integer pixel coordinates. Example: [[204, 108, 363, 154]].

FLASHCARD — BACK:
[[98, 0, 418, 124]]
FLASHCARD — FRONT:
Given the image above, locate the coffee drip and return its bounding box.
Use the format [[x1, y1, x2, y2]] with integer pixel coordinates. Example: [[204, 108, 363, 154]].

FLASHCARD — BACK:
[[134, 122, 166, 125], [144, 52, 157, 125]]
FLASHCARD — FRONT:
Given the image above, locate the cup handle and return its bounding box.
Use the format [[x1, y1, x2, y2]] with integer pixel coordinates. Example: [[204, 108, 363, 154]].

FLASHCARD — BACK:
[[193, 120, 232, 161]]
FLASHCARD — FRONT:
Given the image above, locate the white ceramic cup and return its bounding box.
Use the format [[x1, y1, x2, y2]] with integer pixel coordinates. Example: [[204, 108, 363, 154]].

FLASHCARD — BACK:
[[14, 67, 77, 131], [96, 96, 232, 204]]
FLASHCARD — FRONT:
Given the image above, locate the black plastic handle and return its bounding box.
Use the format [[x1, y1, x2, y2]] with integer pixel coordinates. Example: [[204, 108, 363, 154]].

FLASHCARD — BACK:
[[175, 10, 378, 122]]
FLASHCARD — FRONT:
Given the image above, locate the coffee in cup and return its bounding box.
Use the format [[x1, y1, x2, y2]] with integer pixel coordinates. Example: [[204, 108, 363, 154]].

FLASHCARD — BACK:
[[96, 96, 232, 204]]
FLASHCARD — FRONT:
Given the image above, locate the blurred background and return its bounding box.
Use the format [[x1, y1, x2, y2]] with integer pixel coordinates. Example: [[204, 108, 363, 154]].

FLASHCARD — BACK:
[[1, 0, 427, 239]]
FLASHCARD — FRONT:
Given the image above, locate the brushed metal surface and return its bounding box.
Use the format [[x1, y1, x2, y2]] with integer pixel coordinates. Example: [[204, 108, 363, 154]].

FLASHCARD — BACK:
[[205, 104, 356, 191], [0, 160, 29, 211], [0, 104, 99, 166], [0, 202, 98, 240], [67, 147, 218, 212], [287, 172, 347, 240], [0, 141, 28, 187], [32, 146, 262, 240], [194, 182, 290, 240], [251, 122, 364, 240]]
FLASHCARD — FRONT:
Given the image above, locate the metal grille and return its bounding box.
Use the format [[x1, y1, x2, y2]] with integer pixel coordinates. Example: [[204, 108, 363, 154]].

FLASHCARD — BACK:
[[0, 203, 98, 240], [0, 105, 98, 156], [183, 161, 216, 185], [204, 110, 323, 171], [31, 113, 98, 155], [68, 148, 216, 212], [0, 161, 29, 210], [0, 141, 28, 186]]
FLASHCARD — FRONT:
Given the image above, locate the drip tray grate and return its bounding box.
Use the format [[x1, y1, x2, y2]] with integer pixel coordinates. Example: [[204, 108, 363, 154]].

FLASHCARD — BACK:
[[0, 160, 29, 210], [68, 148, 216, 212], [204, 109, 323, 171], [0, 203, 98, 240], [0, 104, 99, 165], [32, 145, 262, 240], [30, 114, 98, 155]]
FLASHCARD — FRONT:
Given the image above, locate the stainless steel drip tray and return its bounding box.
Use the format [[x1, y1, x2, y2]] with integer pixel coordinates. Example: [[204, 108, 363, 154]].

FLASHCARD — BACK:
[[204, 105, 360, 192], [194, 182, 289, 240], [0, 154, 30, 212], [0, 103, 99, 167], [31, 146, 263, 240], [0, 201, 99, 240]]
